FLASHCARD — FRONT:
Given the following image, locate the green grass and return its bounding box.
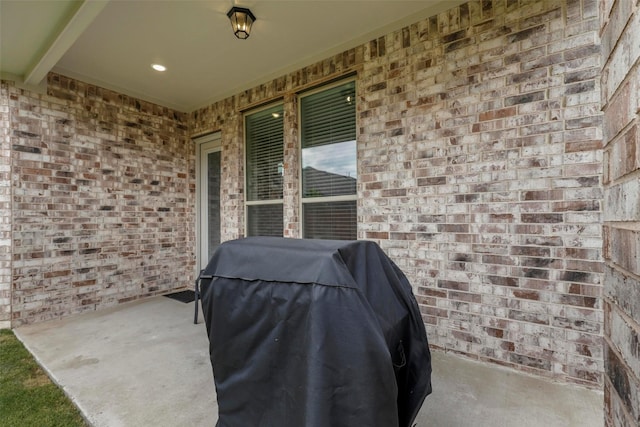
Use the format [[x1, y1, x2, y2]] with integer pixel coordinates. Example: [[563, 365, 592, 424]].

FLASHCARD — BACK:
[[0, 329, 88, 427]]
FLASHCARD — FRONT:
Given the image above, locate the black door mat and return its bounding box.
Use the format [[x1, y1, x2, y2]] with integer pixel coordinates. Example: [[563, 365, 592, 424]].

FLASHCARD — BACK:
[[164, 290, 195, 303]]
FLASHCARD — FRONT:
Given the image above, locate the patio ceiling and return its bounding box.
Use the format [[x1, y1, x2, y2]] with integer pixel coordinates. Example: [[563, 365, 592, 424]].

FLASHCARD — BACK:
[[0, 0, 463, 112]]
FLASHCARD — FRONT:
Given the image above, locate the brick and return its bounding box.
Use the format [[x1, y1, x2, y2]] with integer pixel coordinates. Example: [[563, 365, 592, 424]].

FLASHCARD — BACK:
[[605, 266, 640, 324], [437, 279, 469, 291], [521, 213, 563, 223], [604, 80, 636, 142], [604, 178, 640, 222], [505, 91, 545, 106], [604, 226, 640, 276], [606, 125, 639, 183]]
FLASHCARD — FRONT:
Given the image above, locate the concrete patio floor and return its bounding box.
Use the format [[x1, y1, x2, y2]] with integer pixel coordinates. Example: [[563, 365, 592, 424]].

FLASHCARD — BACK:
[[14, 296, 604, 427]]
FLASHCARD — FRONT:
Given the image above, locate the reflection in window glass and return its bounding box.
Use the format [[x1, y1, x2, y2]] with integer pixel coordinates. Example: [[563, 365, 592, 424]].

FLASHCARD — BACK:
[[302, 140, 356, 198]]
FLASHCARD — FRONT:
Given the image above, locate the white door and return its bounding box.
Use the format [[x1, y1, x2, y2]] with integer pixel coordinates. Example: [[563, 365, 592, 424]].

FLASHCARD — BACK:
[[196, 133, 222, 271]]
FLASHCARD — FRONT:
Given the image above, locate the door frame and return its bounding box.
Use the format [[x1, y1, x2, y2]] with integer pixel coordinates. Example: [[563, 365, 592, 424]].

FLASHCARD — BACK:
[[194, 132, 222, 273]]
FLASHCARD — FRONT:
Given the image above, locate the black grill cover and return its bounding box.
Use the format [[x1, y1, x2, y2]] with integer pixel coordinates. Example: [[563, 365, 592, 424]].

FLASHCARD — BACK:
[[200, 237, 431, 427]]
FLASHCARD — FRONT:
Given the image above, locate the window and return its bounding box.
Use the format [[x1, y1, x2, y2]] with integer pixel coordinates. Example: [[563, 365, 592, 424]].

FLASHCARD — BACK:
[[300, 80, 357, 240], [245, 103, 284, 236]]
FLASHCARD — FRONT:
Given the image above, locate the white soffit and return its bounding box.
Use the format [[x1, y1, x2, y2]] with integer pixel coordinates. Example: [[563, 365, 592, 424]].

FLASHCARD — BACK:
[[2, 0, 466, 112]]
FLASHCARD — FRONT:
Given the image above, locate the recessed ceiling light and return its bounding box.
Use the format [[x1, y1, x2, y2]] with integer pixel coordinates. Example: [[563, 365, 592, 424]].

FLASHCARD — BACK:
[[151, 64, 166, 72]]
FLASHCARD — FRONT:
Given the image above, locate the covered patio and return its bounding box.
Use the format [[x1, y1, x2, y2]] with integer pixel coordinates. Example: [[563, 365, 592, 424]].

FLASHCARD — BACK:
[[2, 0, 640, 424], [15, 295, 602, 427]]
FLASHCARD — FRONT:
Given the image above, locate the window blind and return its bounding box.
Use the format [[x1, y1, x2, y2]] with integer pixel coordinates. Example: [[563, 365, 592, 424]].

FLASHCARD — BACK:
[[247, 204, 284, 237], [300, 80, 357, 241], [300, 81, 356, 148], [246, 104, 284, 201], [303, 201, 357, 240], [245, 103, 284, 237]]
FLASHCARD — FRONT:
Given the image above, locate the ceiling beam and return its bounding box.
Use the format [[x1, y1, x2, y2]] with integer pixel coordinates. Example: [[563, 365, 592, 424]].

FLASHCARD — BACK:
[[24, 0, 109, 86]]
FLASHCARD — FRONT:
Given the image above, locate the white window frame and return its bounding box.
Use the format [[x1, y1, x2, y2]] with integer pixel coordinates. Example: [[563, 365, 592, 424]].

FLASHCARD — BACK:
[[298, 78, 358, 240], [244, 101, 285, 237], [194, 132, 222, 273]]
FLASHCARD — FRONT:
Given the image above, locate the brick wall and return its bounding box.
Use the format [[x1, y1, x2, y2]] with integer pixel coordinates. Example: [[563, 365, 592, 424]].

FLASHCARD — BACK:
[[191, 0, 604, 387], [364, 0, 603, 387], [373, 0, 604, 387], [0, 83, 12, 328], [6, 74, 194, 326], [601, 0, 640, 424]]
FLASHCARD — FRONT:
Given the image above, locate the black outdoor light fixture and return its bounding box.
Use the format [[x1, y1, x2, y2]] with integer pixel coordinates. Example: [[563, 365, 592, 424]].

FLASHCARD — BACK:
[[227, 6, 256, 39]]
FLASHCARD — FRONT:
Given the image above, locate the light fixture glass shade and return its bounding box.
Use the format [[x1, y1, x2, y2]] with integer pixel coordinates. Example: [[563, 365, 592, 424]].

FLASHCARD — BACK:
[[227, 7, 256, 39]]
